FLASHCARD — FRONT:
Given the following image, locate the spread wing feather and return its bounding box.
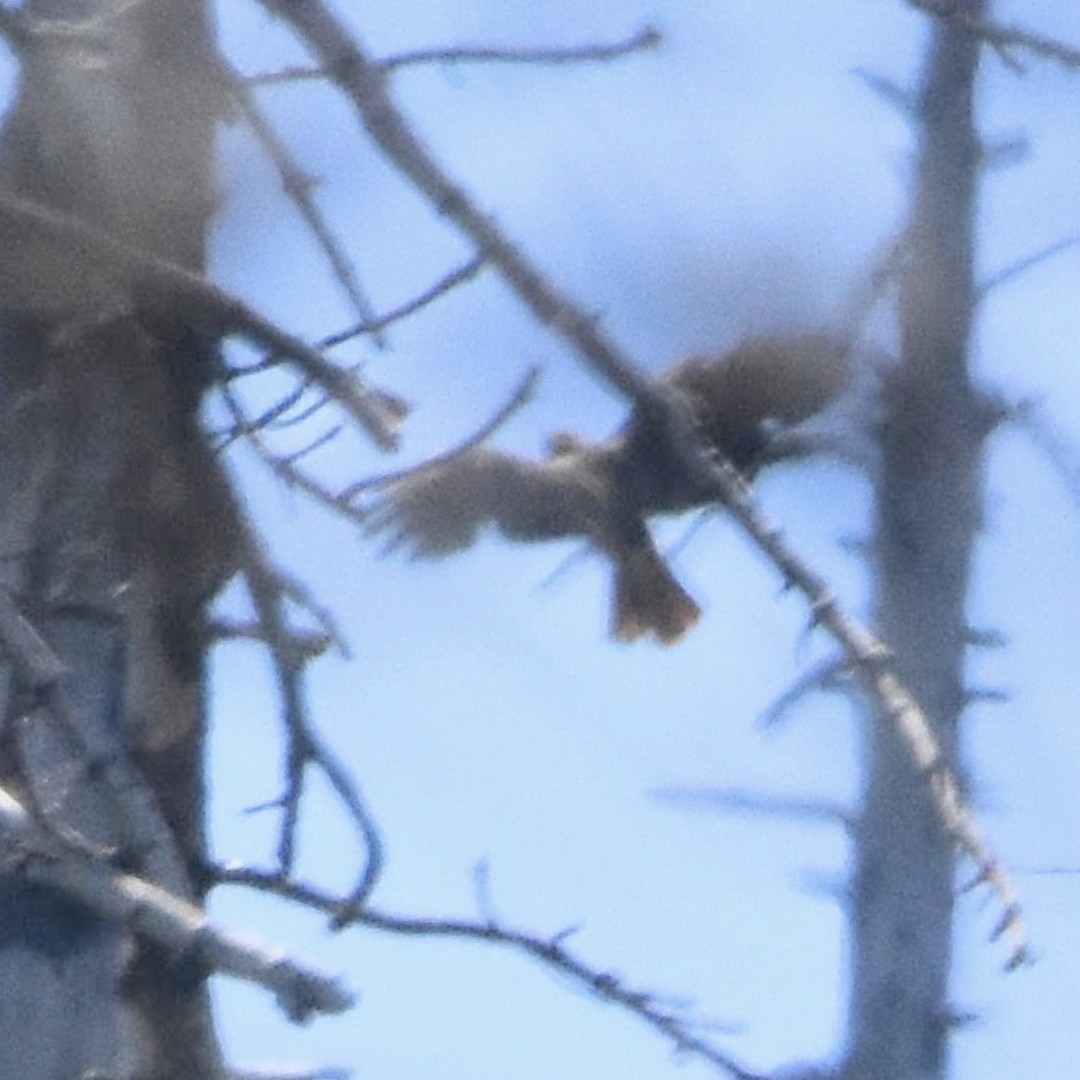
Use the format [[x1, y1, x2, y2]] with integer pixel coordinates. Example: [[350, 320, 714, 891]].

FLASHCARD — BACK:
[[365, 447, 610, 558]]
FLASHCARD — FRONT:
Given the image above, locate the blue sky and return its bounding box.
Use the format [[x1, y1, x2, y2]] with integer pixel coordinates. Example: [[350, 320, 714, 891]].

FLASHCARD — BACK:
[[191, 2, 1080, 1077]]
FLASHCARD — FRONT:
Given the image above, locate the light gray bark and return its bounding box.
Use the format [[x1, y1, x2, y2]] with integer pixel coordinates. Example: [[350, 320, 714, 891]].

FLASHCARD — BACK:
[[845, 4, 988, 1078]]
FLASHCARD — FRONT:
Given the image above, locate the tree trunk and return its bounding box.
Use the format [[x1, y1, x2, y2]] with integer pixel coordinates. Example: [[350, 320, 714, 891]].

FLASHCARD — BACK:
[[845, 5, 987, 1079], [0, 2, 229, 1076]]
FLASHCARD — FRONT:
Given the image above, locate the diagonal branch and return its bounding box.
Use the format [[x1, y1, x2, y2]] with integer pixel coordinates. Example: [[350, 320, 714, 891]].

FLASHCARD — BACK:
[[252, 0, 655, 406], [0, 191, 404, 450], [256, 0, 1027, 969], [221, 58, 385, 343], [0, 786, 353, 1022]]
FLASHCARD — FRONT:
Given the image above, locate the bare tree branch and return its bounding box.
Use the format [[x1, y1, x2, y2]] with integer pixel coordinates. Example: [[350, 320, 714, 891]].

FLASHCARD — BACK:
[[653, 787, 856, 831], [214, 863, 766, 1080], [342, 365, 540, 502], [248, 23, 661, 85], [0, 191, 404, 449], [256, 0, 1028, 968], [252, 0, 656, 406], [221, 58, 385, 344], [757, 655, 852, 730], [1014, 398, 1080, 511], [380, 25, 662, 72], [321, 254, 487, 348], [0, 787, 353, 1022], [235, 520, 383, 907], [220, 380, 372, 528], [904, 0, 1080, 69], [978, 237, 1080, 299]]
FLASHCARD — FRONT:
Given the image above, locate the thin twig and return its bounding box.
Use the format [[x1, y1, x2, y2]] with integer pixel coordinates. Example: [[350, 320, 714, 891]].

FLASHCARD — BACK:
[[214, 863, 763, 1080], [1015, 398, 1080, 511], [220, 380, 372, 529], [341, 365, 540, 502], [209, 618, 333, 662], [221, 57, 386, 345], [0, 191, 404, 450], [251, 0, 654, 405], [321, 254, 487, 349], [653, 787, 855, 831], [281, 425, 342, 466], [978, 237, 1080, 299], [247, 24, 661, 86], [236, 519, 383, 906], [380, 25, 662, 72], [758, 654, 852, 730]]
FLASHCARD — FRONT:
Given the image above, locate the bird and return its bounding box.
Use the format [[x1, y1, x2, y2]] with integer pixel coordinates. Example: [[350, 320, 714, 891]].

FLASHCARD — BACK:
[[366, 332, 852, 644]]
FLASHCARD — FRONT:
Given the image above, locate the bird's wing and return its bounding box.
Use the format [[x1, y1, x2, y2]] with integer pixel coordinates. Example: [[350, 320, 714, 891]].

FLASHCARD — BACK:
[[665, 333, 850, 430], [365, 446, 609, 558], [657, 333, 852, 471]]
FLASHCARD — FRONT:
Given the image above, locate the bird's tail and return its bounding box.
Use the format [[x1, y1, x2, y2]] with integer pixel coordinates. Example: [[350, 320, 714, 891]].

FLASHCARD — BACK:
[[611, 540, 701, 645]]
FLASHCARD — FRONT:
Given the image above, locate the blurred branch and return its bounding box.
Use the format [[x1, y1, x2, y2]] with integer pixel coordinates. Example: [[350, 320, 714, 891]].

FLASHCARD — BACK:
[[654, 787, 856, 831], [224, 363, 538, 552], [236, 518, 383, 906], [257, 0, 1028, 969], [220, 380, 372, 528], [248, 24, 660, 85], [221, 58, 386, 345], [722, 475, 1029, 968], [213, 863, 765, 1080], [978, 237, 1080, 299], [380, 25, 662, 72], [904, 0, 1080, 69], [0, 787, 353, 1022], [210, 617, 332, 661], [342, 364, 540, 502], [321, 254, 486, 349], [225, 254, 483, 387], [251, 0, 655, 406], [1014, 398, 1080, 511], [758, 655, 851, 730], [0, 191, 404, 450], [213, 570, 350, 659]]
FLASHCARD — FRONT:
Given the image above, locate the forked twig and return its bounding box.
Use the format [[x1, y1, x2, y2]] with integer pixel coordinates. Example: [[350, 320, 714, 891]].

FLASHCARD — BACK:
[[236, 517, 383, 907]]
